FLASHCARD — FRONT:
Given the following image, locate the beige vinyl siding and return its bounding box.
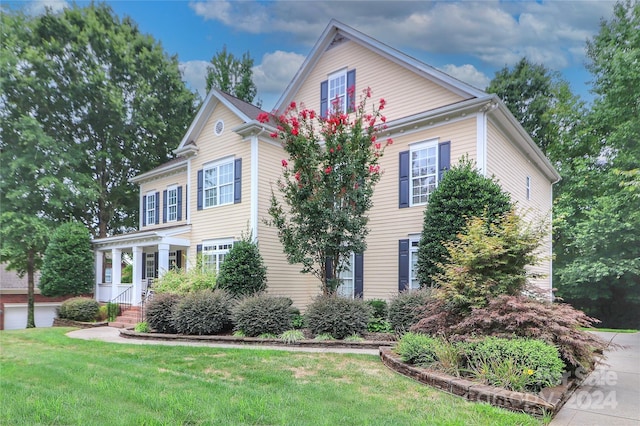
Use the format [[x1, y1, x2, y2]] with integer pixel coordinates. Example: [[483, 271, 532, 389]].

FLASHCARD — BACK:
[[363, 117, 478, 300], [292, 40, 466, 120], [188, 104, 252, 256], [256, 138, 319, 309], [486, 120, 553, 294], [139, 171, 188, 230]]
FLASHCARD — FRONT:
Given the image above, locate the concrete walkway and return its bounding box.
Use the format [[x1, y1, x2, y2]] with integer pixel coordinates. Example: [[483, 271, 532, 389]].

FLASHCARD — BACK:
[[66, 326, 380, 355], [550, 331, 640, 426]]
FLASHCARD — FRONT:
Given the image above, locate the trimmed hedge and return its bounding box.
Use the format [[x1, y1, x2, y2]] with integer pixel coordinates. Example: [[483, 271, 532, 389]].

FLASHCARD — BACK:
[[305, 295, 371, 339], [388, 289, 433, 334], [146, 293, 182, 334], [173, 289, 234, 335], [394, 332, 440, 366], [232, 294, 293, 337], [58, 297, 100, 322]]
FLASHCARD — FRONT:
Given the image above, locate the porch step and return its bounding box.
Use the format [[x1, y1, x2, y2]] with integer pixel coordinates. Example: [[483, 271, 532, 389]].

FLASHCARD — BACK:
[[109, 306, 142, 329]]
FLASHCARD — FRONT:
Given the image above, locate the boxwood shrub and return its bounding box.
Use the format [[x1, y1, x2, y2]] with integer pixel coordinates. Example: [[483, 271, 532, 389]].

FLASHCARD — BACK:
[[173, 289, 234, 335], [305, 295, 371, 339], [394, 332, 440, 366], [146, 293, 182, 333], [58, 297, 100, 322], [232, 294, 293, 337], [388, 289, 433, 334]]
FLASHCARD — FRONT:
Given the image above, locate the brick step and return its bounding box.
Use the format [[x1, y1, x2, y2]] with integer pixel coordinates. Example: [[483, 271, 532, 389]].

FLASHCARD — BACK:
[[109, 306, 142, 328], [109, 321, 135, 329]]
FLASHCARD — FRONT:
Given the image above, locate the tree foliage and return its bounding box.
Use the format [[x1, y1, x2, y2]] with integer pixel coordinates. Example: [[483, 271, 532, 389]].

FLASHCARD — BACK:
[[416, 159, 513, 288], [1, 5, 197, 237], [39, 222, 94, 297], [216, 236, 268, 297], [264, 89, 391, 294], [206, 45, 260, 106]]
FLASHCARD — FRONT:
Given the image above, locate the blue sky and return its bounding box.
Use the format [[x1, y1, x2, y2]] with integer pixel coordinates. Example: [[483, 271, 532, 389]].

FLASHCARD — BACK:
[[7, 1, 617, 110]]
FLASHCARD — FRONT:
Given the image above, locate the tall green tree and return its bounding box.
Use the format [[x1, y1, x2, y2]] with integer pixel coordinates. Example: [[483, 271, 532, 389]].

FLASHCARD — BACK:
[[1, 4, 197, 237], [206, 45, 260, 106], [416, 159, 513, 288], [554, 0, 640, 328]]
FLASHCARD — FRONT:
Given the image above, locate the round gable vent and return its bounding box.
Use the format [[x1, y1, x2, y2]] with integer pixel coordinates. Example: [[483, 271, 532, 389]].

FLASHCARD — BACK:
[[214, 119, 224, 136]]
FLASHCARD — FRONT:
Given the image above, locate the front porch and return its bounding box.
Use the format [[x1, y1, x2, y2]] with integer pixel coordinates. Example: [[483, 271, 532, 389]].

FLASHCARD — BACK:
[[92, 225, 191, 307]]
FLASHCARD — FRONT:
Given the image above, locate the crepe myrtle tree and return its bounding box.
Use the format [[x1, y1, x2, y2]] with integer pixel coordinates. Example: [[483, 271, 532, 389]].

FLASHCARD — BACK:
[[262, 87, 392, 295]]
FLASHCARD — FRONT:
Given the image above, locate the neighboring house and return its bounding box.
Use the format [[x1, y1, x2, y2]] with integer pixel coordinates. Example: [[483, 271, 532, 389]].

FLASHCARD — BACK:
[[92, 20, 560, 309], [0, 263, 67, 330]]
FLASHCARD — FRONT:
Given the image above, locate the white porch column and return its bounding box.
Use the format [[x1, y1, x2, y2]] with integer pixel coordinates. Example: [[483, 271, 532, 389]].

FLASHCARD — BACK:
[[94, 251, 103, 301], [132, 246, 142, 305], [111, 248, 122, 300], [158, 243, 170, 278]]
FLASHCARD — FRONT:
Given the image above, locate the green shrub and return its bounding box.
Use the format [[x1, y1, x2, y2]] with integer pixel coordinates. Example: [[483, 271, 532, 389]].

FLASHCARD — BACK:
[[232, 294, 293, 337], [388, 289, 433, 334], [290, 308, 305, 329], [280, 330, 305, 344], [463, 337, 564, 392], [394, 332, 440, 366], [216, 237, 267, 297], [134, 322, 150, 333], [367, 299, 388, 319], [173, 289, 234, 335], [314, 333, 335, 341], [305, 295, 371, 339], [145, 293, 182, 334], [153, 265, 216, 295], [106, 302, 120, 321], [58, 297, 100, 322], [366, 299, 392, 333], [96, 305, 108, 322], [40, 222, 94, 297]]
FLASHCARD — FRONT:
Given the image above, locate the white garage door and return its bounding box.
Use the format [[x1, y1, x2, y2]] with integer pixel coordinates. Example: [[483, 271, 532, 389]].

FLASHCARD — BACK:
[[3, 303, 61, 330]]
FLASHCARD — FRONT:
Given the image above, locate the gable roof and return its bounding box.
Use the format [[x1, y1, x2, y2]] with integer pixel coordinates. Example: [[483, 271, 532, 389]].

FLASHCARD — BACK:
[[175, 88, 266, 152], [274, 19, 488, 113]]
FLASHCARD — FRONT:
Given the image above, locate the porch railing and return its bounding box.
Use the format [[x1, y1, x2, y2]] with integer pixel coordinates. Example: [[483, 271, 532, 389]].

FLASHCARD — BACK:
[[109, 285, 132, 320]]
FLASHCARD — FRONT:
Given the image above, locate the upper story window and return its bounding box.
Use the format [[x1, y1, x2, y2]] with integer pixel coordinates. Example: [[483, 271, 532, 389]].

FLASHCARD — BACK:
[[146, 192, 157, 225], [204, 158, 234, 208], [321, 69, 356, 118], [410, 139, 439, 206], [328, 70, 347, 114], [202, 239, 233, 272], [167, 186, 178, 222]]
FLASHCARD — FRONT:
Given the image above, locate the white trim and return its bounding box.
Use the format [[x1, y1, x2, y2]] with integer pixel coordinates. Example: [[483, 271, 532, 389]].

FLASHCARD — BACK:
[[408, 139, 439, 207], [166, 185, 178, 222], [214, 119, 224, 136], [476, 111, 487, 176], [186, 158, 192, 224], [145, 191, 157, 226], [202, 156, 235, 208], [250, 135, 259, 241]]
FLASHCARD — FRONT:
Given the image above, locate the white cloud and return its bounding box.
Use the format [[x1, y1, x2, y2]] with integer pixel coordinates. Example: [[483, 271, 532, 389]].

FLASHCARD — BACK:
[[25, 0, 68, 15], [440, 64, 490, 90], [252, 51, 306, 93], [179, 60, 210, 99]]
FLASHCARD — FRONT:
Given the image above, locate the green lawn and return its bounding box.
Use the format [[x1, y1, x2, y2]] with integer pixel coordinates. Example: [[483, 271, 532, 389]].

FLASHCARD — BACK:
[[0, 328, 542, 425]]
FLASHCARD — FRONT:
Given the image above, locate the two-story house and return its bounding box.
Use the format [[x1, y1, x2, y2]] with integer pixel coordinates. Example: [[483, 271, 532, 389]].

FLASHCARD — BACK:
[[92, 20, 560, 310]]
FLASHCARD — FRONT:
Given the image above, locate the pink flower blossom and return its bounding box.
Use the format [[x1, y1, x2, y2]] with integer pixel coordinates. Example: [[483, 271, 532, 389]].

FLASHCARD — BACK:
[[379, 98, 386, 110], [371, 135, 377, 143], [270, 132, 278, 138], [337, 145, 341, 151], [375, 143, 381, 150], [329, 148, 334, 154], [257, 112, 270, 123], [290, 101, 297, 109], [387, 138, 394, 145], [291, 128, 299, 136], [366, 87, 372, 98], [282, 159, 288, 167], [295, 171, 301, 181], [325, 166, 332, 174]]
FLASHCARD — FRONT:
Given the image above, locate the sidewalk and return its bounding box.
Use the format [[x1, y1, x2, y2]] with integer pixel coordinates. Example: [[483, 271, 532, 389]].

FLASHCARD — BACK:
[[550, 331, 640, 426], [66, 326, 380, 355]]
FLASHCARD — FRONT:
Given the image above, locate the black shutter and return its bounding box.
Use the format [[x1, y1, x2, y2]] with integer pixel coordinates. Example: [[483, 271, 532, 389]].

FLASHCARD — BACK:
[[399, 151, 410, 208], [234, 158, 242, 204], [154, 252, 158, 277], [155, 192, 160, 224], [438, 141, 451, 182], [197, 170, 203, 210], [197, 244, 202, 254], [325, 256, 333, 281], [354, 253, 363, 298], [177, 186, 183, 221], [141, 252, 146, 279], [142, 195, 147, 226], [163, 189, 168, 223], [184, 185, 188, 219], [346, 69, 356, 112], [320, 80, 328, 118], [398, 239, 409, 291], [176, 250, 182, 269]]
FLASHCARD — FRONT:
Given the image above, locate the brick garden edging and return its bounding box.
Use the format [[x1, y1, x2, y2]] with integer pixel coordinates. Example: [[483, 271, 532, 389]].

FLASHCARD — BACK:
[[53, 318, 108, 328], [379, 347, 582, 417]]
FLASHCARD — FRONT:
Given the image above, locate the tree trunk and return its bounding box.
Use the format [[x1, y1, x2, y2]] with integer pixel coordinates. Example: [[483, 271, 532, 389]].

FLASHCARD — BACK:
[[26, 249, 36, 328]]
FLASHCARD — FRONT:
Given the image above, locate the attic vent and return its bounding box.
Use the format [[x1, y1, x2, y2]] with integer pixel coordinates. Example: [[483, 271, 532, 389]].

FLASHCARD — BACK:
[[214, 120, 224, 136], [328, 33, 349, 50]]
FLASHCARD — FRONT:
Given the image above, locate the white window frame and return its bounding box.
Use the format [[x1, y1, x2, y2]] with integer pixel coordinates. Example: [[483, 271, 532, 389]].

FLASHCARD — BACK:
[[336, 252, 355, 299], [328, 69, 347, 114], [169, 251, 177, 270], [203, 157, 234, 208], [145, 253, 156, 279], [526, 176, 531, 201], [167, 186, 178, 222], [409, 237, 421, 290], [145, 192, 156, 225], [410, 139, 439, 206], [202, 239, 234, 272]]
